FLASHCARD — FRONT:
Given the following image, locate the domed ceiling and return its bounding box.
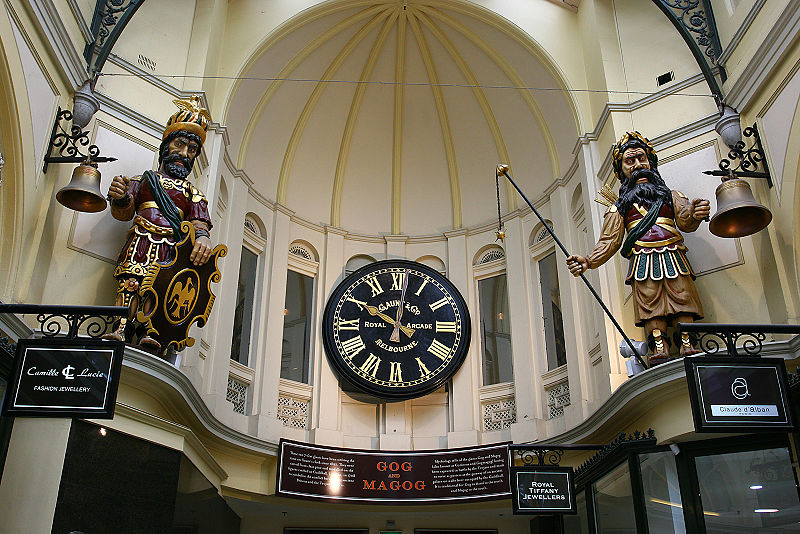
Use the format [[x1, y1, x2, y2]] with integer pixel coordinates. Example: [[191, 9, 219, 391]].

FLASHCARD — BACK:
[[225, 0, 579, 236]]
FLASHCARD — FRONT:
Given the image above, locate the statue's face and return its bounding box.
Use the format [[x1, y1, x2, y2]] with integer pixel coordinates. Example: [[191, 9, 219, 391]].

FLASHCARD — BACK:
[[621, 147, 650, 182], [161, 135, 200, 179]]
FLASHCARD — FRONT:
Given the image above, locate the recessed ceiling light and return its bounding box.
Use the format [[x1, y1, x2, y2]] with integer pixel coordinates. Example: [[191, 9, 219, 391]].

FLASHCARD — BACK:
[[750, 485, 763, 490], [754, 509, 779, 513]]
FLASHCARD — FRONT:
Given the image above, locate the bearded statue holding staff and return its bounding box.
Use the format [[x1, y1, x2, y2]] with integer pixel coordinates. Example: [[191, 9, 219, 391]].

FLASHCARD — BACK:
[[566, 132, 710, 365], [105, 96, 215, 353]]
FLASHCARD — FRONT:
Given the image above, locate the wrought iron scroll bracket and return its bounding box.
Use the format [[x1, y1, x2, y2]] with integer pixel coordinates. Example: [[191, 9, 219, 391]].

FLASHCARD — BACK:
[[677, 323, 800, 356], [84, 0, 146, 79], [0, 304, 129, 340], [43, 107, 116, 173], [702, 123, 772, 187], [651, 0, 725, 101]]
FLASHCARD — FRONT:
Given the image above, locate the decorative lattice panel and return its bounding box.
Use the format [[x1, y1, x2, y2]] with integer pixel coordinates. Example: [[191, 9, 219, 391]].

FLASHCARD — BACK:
[[278, 394, 310, 429], [226, 375, 248, 415], [546, 381, 570, 420], [482, 398, 516, 431], [534, 227, 550, 244], [289, 243, 314, 261], [244, 216, 262, 237], [476, 248, 505, 265]]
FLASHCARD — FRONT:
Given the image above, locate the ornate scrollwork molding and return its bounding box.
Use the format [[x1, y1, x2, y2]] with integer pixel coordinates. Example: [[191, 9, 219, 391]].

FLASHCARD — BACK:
[[652, 0, 725, 99], [703, 123, 772, 186], [678, 323, 800, 356], [0, 304, 128, 339], [85, 0, 145, 77]]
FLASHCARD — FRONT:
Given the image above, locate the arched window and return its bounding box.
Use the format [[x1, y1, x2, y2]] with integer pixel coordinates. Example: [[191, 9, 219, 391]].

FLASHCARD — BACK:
[[473, 246, 513, 386], [281, 241, 319, 384], [230, 214, 266, 367]]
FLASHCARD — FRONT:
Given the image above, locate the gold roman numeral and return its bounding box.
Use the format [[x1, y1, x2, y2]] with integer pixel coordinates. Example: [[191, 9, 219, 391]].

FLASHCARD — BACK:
[[338, 318, 360, 331], [416, 358, 431, 376], [390, 272, 405, 291], [428, 339, 451, 361], [346, 296, 367, 308], [341, 336, 365, 359], [364, 276, 384, 297], [360, 354, 381, 378], [436, 321, 457, 333], [389, 362, 403, 382], [414, 279, 428, 296], [429, 297, 448, 311]]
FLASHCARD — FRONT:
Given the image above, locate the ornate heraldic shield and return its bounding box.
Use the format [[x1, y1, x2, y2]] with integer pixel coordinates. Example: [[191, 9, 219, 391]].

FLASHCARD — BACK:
[[137, 221, 227, 352]]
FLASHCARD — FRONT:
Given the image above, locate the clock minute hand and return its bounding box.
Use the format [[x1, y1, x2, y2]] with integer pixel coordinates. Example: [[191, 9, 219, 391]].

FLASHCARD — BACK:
[[390, 270, 409, 342], [363, 304, 415, 337]]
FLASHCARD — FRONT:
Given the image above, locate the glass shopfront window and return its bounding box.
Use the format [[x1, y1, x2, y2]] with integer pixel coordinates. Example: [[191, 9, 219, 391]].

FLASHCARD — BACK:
[[563, 490, 590, 534], [593, 462, 637, 533], [696, 447, 800, 533], [640, 451, 686, 533]]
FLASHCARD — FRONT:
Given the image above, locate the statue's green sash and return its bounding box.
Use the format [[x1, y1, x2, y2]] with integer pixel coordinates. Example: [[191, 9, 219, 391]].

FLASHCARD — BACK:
[[620, 198, 663, 258], [143, 170, 184, 240]]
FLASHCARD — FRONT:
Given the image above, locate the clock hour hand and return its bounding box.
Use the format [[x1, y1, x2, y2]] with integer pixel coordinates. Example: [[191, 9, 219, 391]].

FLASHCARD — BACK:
[[362, 304, 415, 337], [390, 270, 408, 342]]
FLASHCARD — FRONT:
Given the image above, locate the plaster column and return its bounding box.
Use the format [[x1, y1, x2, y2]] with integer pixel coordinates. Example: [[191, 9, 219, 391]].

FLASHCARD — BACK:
[[0, 418, 71, 532], [445, 228, 479, 447], [505, 214, 544, 442], [550, 186, 589, 425], [309, 225, 347, 446], [201, 174, 249, 420], [581, 140, 627, 391], [251, 204, 293, 441]]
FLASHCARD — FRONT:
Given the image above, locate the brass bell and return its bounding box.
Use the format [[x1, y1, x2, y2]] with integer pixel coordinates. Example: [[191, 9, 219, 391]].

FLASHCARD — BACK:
[[709, 177, 772, 238], [56, 162, 107, 213]]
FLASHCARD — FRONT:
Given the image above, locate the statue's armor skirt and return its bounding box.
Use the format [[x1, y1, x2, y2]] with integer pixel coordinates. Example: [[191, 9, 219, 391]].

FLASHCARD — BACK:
[[114, 216, 176, 279], [625, 247, 703, 326]]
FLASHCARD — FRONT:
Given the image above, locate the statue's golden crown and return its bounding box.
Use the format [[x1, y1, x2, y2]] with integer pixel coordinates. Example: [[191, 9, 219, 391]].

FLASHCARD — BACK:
[[164, 95, 211, 144]]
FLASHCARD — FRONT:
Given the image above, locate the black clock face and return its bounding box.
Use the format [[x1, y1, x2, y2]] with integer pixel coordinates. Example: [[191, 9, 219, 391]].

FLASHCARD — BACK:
[[322, 260, 471, 400]]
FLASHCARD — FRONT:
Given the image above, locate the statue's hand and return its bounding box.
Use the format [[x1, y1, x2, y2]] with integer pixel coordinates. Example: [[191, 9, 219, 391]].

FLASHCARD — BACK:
[[190, 235, 213, 266], [566, 255, 589, 277], [691, 198, 711, 221], [108, 175, 130, 200]]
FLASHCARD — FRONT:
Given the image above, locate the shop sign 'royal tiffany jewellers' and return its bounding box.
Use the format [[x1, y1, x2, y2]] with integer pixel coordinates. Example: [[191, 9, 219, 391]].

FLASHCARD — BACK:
[[511, 466, 576, 515], [1, 338, 124, 418], [685, 356, 796, 433], [276, 439, 511, 504]]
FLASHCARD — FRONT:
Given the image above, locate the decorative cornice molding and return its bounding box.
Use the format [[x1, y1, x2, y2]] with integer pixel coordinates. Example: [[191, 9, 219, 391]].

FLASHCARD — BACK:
[[21, 0, 87, 88], [726, 0, 800, 111], [122, 347, 279, 455], [717, 0, 767, 67], [95, 91, 161, 139]]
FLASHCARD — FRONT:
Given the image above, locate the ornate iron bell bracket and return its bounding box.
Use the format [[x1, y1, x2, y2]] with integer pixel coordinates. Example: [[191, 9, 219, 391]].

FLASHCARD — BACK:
[[703, 123, 772, 187], [42, 107, 116, 173]]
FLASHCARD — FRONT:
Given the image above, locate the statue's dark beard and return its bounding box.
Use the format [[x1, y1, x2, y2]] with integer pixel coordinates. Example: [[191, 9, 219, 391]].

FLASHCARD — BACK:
[[616, 168, 672, 215], [161, 152, 193, 179]]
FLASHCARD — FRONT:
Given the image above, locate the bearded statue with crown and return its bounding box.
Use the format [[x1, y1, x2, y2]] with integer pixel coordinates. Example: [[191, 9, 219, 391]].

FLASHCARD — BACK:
[[105, 96, 218, 354], [566, 132, 710, 365]]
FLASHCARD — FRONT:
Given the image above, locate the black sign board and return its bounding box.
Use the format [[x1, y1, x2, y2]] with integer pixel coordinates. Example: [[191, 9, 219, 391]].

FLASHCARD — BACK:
[[511, 466, 576, 514], [685, 356, 795, 433], [2, 337, 124, 418], [277, 439, 511, 504]]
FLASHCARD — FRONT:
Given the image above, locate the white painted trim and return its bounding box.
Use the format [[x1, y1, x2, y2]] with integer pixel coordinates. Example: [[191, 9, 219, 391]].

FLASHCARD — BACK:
[[717, 0, 767, 67], [23, 0, 87, 87], [726, 1, 800, 111]]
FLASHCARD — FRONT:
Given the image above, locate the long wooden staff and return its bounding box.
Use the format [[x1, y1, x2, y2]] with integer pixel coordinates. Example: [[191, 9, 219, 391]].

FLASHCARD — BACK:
[[496, 164, 648, 369]]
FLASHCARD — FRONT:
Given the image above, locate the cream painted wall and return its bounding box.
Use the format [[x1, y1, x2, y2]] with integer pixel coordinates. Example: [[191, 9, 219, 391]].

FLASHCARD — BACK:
[[2, 3, 800, 517]]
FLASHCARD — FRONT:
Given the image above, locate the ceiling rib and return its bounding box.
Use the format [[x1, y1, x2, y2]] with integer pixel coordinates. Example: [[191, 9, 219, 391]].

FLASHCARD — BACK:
[[421, 5, 561, 181], [331, 10, 399, 227], [416, 10, 516, 213], [408, 12, 462, 229], [237, 4, 388, 168], [276, 9, 392, 204], [392, 11, 408, 235]]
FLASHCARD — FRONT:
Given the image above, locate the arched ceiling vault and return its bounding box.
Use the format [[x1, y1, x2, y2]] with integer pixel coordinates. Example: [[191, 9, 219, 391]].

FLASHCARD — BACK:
[[225, 1, 579, 236]]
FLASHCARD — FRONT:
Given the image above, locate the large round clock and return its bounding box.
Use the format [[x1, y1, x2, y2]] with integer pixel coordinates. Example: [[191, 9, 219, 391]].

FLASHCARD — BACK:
[[322, 259, 471, 401]]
